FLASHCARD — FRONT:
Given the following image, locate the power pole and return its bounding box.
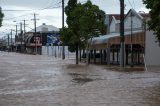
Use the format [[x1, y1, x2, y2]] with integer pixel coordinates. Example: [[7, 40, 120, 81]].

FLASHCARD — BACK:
[[62, 0, 65, 59], [130, 12, 134, 67], [23, 20, 26, 34], [23, 20, 28, 34], [15, 25, 17, 52], [16, 25, 18, 36], [10, 29, 13, 52], [20, 22, 23, 52], [15, 25, 18, 37], [7, 34, 10, 52], [31, 13, 39, 55], [23, 20, 28, 53], [120, 0, 125, 67]]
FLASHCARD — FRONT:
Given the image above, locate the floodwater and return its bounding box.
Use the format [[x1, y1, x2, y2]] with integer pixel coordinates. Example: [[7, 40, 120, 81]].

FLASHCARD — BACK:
[[0, 52, 160, 106]]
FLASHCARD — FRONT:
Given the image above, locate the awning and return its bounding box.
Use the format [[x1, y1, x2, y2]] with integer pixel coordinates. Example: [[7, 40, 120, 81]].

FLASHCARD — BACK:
[[90, 30, 143, 46]]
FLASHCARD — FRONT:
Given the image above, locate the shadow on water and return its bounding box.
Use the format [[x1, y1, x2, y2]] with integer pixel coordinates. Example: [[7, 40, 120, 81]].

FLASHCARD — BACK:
[[68, 73, 94, 85], [66, 64, 88, 69], [72, 77, 93, 85], [105, 66, 145, 72]]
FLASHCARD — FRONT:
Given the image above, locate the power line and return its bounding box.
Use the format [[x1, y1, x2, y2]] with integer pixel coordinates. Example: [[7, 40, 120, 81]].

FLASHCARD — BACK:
[[0, 0, 7, 6], [2, 9, 34, 11], [133, 0, 136, 9], [2, 0, 62, 21], [2, 1, 62, 12], [3, 5, 61, 20], [2, 5, 61, 12], [39, 1, 62, 10], [127, 0, 134, 9], [3, 13, 32, 20]]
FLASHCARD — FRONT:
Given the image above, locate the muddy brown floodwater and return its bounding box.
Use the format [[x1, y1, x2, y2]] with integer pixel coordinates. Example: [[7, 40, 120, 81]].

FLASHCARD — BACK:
[[0, 52, 160, 106]]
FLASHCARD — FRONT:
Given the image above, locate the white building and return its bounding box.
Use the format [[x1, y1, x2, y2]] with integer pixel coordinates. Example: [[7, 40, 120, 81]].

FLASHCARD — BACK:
[[91, 9, 160, 67], [109, 16, 120, 33], [89, 9, 148, 65], [145, 30, 160, 66]]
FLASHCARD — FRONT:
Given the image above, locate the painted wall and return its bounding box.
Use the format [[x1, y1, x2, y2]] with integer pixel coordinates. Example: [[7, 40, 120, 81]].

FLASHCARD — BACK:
[[42, 46, 75, 58], [110, 13, 143, 33], [124, 16, 143, 31], [110, 20, 116, 33], [145, 30, 160, 66], [105, 15, 110, 34]]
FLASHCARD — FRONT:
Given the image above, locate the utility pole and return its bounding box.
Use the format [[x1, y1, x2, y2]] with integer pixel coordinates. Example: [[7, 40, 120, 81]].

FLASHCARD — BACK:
[[23, 20, 28, 53], [13, 21, 18, 50], [62, 0, 65, 59], [7, 34, 10, 52], [23, 20, 26, 34], [15, 25, 18, 37], [23, 20, 28, 35], [130, 12, 134, 67], [31, 13, 39, 55], [120, 0, 125, 67], [10, 29, 13, 52], [15, 25, 18, 52], [20, 22, 23, 53]]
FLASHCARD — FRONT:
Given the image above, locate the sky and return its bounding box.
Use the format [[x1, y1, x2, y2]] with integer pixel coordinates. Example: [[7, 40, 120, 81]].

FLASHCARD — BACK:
[[0, 0, 149, 38]]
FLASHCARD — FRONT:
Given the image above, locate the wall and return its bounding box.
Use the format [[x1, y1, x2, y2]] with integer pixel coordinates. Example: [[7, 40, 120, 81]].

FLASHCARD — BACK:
[[124, 15, 142, 31], [42, 46, 75, 58], [145, 30, 160, 66], [110, 20, 116, 33]]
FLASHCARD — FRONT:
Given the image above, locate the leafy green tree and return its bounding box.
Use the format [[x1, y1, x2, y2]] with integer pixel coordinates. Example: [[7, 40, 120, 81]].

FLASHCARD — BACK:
[[143, 0, 160, 44], [60, 0, 106, 64], [0, 7, 4, 27]]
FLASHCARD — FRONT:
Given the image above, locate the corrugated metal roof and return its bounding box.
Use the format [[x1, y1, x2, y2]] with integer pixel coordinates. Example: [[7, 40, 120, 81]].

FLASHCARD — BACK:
[[90, 30, 143, 45], [29, 23, 59, 32]]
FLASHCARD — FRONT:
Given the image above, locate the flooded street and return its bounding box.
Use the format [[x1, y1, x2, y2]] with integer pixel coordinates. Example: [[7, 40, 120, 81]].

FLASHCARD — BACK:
[[0, 52, 160, 106]]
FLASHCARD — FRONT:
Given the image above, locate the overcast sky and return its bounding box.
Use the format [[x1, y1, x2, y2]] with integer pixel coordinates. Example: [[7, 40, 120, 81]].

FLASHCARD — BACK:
[[0, 0, 149, 37]]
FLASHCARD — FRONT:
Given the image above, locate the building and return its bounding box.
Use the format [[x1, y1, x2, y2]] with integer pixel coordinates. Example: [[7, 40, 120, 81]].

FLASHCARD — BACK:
[[145, 30, 160, 66], [24, 23, 60, 54], [109, 16, 120, 33], [88, 9, 148, 66], [0, 35, 15, 51], [105, 14, 120, 34]]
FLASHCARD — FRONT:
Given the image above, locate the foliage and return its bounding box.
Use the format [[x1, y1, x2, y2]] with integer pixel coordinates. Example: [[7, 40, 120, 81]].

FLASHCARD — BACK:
[[143, 0, 160, 44], [60, 0, 106, 51], [0, 7, 4, 27], [60, 0, 106, 64]]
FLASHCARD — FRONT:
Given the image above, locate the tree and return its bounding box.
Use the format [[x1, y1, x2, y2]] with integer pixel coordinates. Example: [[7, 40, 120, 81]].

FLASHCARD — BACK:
[[143, 0, 160, 44], [0, 7, 4, 27], [60, 0, 106, 64]]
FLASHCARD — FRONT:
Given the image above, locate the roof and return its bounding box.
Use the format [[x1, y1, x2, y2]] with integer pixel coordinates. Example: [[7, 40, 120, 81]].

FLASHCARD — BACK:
[[125, 9, 144, 21], [111, 16, 120, 24], [29, 23, 59, 33], [90, 30, 143, 45], [106, 14, 121, 25], [89, 9, 148, 47]]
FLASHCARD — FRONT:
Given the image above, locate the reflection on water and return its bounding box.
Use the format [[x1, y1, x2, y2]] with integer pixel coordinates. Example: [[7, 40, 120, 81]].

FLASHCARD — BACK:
[[1, 52, 160, 106]]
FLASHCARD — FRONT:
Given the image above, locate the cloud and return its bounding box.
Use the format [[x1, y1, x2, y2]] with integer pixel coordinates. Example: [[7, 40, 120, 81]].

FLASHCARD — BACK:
[[1, 0, 60, 9], [0, 0, 149, 37]]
